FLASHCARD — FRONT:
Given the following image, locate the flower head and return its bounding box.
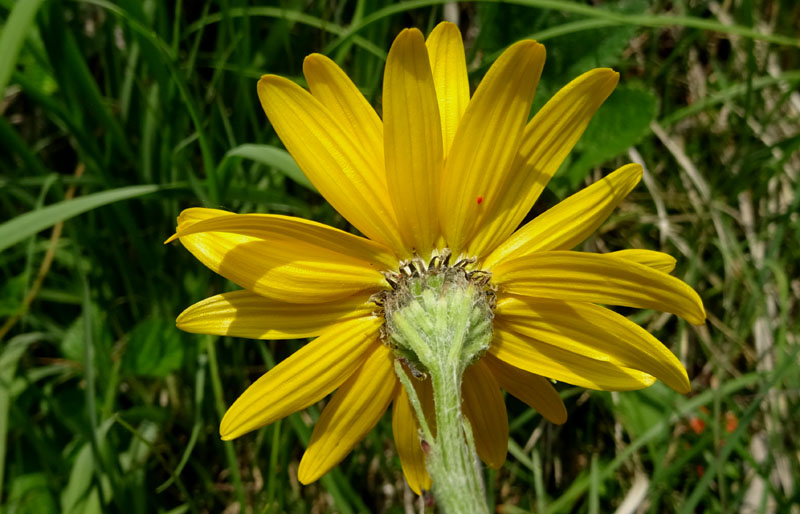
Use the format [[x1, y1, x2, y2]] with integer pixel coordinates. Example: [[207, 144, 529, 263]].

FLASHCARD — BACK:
[[170, 22, 705, 494]]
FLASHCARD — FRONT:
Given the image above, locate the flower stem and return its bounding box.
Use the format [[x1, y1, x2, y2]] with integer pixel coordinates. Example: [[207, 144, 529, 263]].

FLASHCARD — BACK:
[[387, 268, 493, 513], [428, 364, 488, 513]]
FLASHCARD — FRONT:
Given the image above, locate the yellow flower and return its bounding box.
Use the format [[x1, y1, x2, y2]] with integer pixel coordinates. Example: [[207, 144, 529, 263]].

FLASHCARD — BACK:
[[170, 22, 705, 494]]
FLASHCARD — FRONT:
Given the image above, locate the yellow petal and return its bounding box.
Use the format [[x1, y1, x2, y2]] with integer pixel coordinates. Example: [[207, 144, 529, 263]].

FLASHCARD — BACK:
[[608, 249, 677, 273], [172, 207, 396, 266], [482, 163, 641, 269], [384, 28, 443, 256], [176, 290, 373, 340], [298, 344, 397, 483], [392, 382, 433, 495], [462, 360, 508, 469], [468, 68, 620, 257], [172, 208, 392, 304], [303, 53, 384, 175], [257, 75, 406, 255], [426, 22, 469, 154], [496, 296, 690, 393], [482, 353, 567, 424], [491, 324, 657, 391], [492, 251, 706, 325], [439, 40, 546, 255], [219, 316, 381, 440]]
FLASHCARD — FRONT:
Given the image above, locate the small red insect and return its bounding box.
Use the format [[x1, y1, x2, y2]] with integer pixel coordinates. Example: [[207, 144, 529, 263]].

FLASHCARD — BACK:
[[476, 196, 483, 205]]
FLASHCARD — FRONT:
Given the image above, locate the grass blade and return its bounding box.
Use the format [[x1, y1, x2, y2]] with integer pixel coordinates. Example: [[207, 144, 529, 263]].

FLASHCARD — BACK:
[[0, 184, 161, 253], [221, 144, 316, 191], [0, 0, 46, 94]]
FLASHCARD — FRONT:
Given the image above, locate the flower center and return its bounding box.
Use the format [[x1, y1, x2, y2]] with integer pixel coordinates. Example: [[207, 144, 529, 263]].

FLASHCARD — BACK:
[[372, 249, 496, 377]]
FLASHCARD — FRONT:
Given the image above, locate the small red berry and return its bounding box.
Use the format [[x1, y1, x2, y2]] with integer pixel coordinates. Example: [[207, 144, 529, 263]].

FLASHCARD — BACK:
[[725, 411, 738, 433], [689, 416, 706, 435]]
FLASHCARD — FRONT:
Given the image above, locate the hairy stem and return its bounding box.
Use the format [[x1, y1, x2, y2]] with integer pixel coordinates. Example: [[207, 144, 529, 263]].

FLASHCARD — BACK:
[[387, 267, 493, 513]]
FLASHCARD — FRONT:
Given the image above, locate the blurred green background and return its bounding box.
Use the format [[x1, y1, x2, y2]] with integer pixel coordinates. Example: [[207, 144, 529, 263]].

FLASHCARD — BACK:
[[1, 0, 799, 512]]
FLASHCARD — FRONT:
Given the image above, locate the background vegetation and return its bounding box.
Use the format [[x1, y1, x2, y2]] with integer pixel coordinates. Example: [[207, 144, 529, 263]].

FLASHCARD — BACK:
[[1, 0, 799, 512]]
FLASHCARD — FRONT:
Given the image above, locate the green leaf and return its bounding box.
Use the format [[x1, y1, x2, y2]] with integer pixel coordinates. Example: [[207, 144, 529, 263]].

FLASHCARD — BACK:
[[122, 319, 184, 378], [0, 185, 161, 253], [16, 45, 58, 96], [615, 382, 674, 440], [0, 0, 46, 95], [222, 144, 316, 191], [536, 5, 640, 85], [1, 337, 36, 504], [565, 86, 657, 186], [6, 473, 58, 514], [60, 444, 103, 514], [564, 24, 638, 78], [0, 275, 26, 317], [61, 310, 112, 365]]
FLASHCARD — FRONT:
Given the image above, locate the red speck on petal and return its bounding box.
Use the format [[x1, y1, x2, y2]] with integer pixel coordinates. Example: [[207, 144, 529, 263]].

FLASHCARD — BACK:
[[477, 196, 483, 204]]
